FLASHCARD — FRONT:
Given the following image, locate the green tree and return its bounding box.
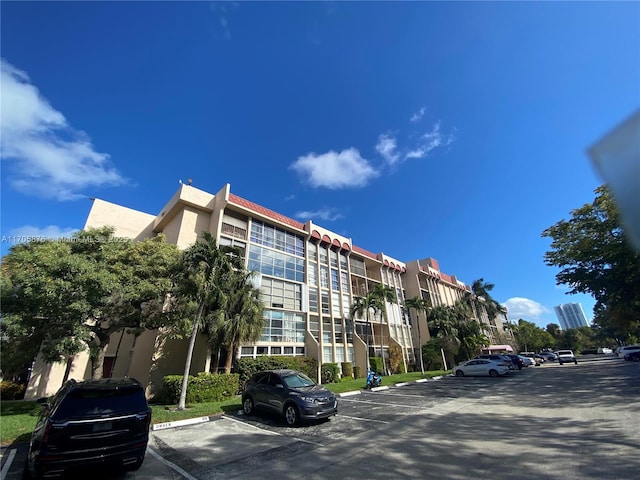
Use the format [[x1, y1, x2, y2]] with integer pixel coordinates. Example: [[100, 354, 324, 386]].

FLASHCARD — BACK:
[[173, 232, 235, 410], [207, 269, 264, 374], [466, 278, 502, 330], [405, 295, 430, 374], [427, 305, 460, 368], [542, 186, 640, 343], [350, 290, 384, 371], [0, 228, 180, 383]]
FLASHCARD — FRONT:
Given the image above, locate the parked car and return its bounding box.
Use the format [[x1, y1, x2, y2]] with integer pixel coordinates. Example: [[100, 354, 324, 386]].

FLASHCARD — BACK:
[[539, 351, 558, 362], [25, 378, 151, 479], [623, 350, 640, 362], [555, 350, 578, 365], [597, 347, 613, 354], [615, 345, 640, 358], [520, 352, 544, 365], [453, 359, 510, 377], [475, 354, 516, 370], [242, 369, 338, 426], [518, 355, 536, 367], [503, 354, 526, 370]]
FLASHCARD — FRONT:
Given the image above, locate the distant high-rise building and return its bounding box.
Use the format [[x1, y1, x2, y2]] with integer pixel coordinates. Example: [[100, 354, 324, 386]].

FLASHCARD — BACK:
[[554, 303, 590, 330]]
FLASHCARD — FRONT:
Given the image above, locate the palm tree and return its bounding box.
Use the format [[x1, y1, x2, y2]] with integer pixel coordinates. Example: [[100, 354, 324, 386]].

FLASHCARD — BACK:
[[209, 270, 264, 373], [369, 283, 396, 374], [427, 305, 460, 369], [350, 292, 384, 371], [405, 295, 429, 374], [175, 232, 233, 410]]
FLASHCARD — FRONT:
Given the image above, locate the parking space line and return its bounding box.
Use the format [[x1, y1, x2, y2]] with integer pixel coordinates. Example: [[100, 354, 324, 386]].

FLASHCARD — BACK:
[[337, 414, 389, 424], [339, 397, 423, 408], [221, 415, 324, 446], [0, 449, 16, 480], [147, 446, 200, 480]]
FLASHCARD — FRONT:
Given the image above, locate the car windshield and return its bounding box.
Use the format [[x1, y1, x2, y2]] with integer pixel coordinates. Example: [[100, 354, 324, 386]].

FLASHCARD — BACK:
[[53, 388, 147, 419], [282, 372, 316, 388]]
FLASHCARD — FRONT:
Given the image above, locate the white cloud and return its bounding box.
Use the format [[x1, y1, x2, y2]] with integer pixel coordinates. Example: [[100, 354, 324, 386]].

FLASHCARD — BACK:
[[290, 148, 379, 189], [0, 59, 126, 201], [410, 106, 425, 122], [209, 1, 239, 40], [503, 297, 550, 320], [404, 121, 456, 160], [294, 208, 344, 222], [375, 133, 400, 165], [8, 224, 78, 241]]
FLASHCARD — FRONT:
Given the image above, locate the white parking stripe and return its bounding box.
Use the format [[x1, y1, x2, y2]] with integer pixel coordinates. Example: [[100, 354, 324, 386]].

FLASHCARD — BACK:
[[339, 397, 423, 408], [147, 445, 200, 480], [337, 414, 389, 424], [222, 415, 324, 446], [0, 449, 17, 480]]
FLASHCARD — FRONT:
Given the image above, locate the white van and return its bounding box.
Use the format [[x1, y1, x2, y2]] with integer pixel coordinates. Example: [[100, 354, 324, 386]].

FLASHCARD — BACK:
[[615, 345, 640, 358]]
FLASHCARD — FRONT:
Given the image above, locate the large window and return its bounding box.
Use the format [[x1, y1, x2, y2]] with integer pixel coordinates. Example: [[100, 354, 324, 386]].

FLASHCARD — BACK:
[[250, 220, 305, 256], [320, 266, 329, 288], [331, 269, 339, 290], [259, 278, 302, 310], [309, 287, 318, 312], [308, 262, 317, 286], [248, 245, 304, 282], [261, 310, 305, 343], [350, 257, 366, 277]]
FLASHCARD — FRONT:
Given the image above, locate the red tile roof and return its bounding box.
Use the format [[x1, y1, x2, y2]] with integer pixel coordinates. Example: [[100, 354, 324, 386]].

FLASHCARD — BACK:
[[352, 244, 377, 260], [228, 193, 305, 230]]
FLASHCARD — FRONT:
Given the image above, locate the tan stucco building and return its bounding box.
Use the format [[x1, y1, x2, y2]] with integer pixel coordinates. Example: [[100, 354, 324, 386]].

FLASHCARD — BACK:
[[25, 183, 511, 400]]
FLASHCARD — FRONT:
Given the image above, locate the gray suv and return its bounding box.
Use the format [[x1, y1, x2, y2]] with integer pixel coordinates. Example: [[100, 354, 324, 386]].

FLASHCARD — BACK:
[[242, 369, 338, 426]]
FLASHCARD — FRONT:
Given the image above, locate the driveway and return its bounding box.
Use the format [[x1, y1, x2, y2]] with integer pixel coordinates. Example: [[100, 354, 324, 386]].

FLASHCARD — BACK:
[[3, 359, 638, 479]]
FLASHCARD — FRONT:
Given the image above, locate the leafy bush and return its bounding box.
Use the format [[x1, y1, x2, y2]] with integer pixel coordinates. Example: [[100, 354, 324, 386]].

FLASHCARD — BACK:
[[389, 345, 405, 374], [234, 356, 318, 390], [321, 363, 340, 384], [341, 362, 353, 378], [0, 381, 26, 400], [160, 373, 239, 404], [353, 365, 361, 379], [369, 356, 384, 374]]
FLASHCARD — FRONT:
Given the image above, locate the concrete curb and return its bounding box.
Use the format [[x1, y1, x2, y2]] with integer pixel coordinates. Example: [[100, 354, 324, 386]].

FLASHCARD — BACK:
[[338, 390, 362, 397], [152, 415, 212, 431]]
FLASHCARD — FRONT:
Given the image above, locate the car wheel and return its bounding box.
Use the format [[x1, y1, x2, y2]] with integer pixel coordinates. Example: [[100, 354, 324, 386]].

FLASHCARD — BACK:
[[559, 361, 563, 365], [284, 403, 299, 426], [634, 357, 640, 362], [243, 396, 255, 416], [574, 360, 578, 365], [455, 370, 465, 377], [489, 369, 499, 377]]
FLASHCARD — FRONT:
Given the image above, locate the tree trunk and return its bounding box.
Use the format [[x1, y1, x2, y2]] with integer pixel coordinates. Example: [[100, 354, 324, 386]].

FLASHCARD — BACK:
[[178, 301, 204, 410], [61, 356, 74, 384], [224, 343, 235, 374], [211, 349, 220, 373], [91, 342, 109, 380]]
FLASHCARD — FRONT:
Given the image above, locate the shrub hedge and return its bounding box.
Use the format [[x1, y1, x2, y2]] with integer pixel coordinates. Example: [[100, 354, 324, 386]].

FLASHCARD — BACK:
[[0, 381, 26, 400], [369, 357, 384, 374], [160, 373, 239, 404], [321, 363, 340, 384], [353, 365, 362, 379], [341, 362, 353, 378]]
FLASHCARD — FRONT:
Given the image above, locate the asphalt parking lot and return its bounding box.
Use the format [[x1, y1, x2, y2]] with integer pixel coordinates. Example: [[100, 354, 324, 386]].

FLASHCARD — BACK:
[[3, 355, 639, 479]]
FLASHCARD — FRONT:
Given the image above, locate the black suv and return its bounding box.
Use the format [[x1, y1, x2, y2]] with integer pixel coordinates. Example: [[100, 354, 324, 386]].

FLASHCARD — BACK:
[[242, 369, 338, 426], [25, 378, 151, 478]]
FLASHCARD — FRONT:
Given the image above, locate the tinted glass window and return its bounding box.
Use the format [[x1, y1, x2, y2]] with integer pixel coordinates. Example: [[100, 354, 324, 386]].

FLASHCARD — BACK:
[[54, 388, 147, 419]]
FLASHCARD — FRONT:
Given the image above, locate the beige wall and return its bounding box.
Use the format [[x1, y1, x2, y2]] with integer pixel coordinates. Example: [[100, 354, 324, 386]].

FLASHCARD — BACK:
[[85, 199, 155, 240], [25, 351, 91, 400]]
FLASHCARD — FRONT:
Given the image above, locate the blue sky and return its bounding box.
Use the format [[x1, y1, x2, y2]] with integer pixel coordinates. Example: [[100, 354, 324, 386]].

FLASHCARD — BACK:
[[1, 2, 638, 329]]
